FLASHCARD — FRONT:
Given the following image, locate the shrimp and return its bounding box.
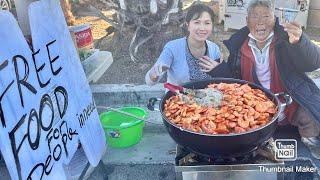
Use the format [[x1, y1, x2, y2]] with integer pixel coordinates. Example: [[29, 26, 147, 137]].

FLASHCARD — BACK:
[[201, 120, 216, 134], [164, 82, 277, 135], [255, 103, 269, 113], [237, 118, 250, 129], [234, 126, 246, 133], [215, 123, 229, 134], [227, 122, 237, 128]]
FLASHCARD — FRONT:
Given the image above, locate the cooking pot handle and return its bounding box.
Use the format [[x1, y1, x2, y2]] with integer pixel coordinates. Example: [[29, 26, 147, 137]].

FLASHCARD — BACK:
[[147, 98, 161, 111], [275, 92, 293, 122]]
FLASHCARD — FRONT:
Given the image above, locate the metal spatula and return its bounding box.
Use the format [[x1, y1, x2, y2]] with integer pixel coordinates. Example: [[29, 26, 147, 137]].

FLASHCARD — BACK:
[[164, 83, 223, 108]]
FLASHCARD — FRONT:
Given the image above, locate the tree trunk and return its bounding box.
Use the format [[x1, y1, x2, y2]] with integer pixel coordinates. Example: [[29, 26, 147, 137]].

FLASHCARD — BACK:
[[60, 0, 76, 25]]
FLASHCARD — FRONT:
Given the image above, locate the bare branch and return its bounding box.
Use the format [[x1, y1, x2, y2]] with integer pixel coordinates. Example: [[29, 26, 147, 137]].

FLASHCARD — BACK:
[[128, 26, 140, 62], [100, 0, 118, 8], [85, 4, 120, 29], [134, 33, 153, 55]]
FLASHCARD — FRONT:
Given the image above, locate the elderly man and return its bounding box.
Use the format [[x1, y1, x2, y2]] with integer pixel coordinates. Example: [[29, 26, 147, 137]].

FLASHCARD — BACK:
[[223, 0, 320, 158]]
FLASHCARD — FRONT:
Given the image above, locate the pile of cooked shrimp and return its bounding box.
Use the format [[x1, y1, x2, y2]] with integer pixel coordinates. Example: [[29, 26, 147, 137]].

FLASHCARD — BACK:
[[164, 83, 277, 134]]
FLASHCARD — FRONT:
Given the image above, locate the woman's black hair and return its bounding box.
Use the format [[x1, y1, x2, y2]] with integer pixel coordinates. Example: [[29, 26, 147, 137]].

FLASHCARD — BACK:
[[185, 3, 215, 23]]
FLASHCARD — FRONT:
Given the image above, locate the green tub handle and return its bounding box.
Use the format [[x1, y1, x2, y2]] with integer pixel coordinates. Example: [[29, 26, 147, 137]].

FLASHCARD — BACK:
[[109, 131, 121, 138]]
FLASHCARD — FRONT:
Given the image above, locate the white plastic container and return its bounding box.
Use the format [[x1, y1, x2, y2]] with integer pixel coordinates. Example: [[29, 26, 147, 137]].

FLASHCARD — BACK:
[[81, 51, 113, 83]]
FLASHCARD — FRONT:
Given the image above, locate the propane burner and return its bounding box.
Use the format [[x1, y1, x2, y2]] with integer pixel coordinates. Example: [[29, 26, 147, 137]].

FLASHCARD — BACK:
[[175, 138, 285, 180], [176, 138, 278, 166]]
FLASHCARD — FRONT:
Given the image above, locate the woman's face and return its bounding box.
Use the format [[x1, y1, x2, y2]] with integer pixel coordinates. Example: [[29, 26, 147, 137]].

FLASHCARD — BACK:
[[187, 12, 213, 42], [247, 6, 275, 42]]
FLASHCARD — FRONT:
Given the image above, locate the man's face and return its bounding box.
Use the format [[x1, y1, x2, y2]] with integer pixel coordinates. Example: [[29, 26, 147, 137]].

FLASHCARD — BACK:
[[247, 6, 275, 42]]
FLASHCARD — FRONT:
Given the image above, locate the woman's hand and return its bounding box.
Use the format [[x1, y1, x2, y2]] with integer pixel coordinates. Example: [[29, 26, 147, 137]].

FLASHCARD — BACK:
[[199, 56, 220, 72], [282, 22, 302, 44], [149, 64, 168, 81]]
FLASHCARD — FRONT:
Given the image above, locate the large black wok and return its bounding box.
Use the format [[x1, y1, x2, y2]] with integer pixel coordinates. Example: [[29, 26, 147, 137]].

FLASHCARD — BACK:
[[147, 78, 292, 158]]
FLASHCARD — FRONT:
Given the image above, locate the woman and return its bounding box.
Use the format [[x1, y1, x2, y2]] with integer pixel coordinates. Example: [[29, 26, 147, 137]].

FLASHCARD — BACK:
[[145, 3, 228, 85]]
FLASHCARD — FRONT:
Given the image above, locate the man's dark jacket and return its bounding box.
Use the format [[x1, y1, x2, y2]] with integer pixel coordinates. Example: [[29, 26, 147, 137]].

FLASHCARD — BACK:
[[221, 20, 320, 124]]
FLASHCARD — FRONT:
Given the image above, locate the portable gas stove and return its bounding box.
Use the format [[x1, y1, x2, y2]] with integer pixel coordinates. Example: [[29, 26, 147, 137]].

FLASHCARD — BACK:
[[175, 138, 285, 180]]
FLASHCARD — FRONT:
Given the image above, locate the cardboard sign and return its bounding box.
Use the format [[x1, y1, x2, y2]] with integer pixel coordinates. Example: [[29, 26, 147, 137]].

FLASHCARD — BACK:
[[0, 0, 106, 179]]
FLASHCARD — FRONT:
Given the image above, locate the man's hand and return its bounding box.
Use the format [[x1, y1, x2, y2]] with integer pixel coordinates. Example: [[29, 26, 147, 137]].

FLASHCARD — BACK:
[[199, 56, 220, 72], [282, 22, 302, 44]]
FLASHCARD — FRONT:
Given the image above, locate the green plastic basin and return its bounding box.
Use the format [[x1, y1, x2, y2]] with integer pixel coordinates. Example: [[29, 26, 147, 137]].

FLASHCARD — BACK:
[[99, 107, 148, 148]]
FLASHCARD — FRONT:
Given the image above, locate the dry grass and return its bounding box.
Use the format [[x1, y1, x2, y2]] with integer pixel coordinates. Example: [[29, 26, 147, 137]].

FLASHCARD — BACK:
[[74, 16, 110, 40]]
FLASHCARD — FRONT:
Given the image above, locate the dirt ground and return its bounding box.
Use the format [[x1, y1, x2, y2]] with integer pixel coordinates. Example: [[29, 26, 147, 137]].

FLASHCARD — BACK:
[[72, 9, 320, 85]]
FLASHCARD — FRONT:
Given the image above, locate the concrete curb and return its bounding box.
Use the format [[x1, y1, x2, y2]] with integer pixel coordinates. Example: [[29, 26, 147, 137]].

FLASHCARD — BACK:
[[91, 84, 165, 107], [91, 79, 320, 106], [91, 79, 320, 131], [91, 79, 320, 133]]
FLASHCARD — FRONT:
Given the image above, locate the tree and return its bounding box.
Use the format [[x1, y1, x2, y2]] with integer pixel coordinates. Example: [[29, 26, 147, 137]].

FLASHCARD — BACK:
[[60, 0, 76, 25], [79, 0, 185, 62]]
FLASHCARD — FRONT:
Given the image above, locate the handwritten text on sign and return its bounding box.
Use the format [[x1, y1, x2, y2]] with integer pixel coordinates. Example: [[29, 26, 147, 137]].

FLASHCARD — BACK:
[[0, 0, 106, 179]]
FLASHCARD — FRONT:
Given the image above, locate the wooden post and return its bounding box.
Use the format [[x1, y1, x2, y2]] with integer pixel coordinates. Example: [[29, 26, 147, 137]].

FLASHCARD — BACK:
[[60, 0, 76, 25], [13, 0, 37, 37], [13, 0, 75, 38]]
